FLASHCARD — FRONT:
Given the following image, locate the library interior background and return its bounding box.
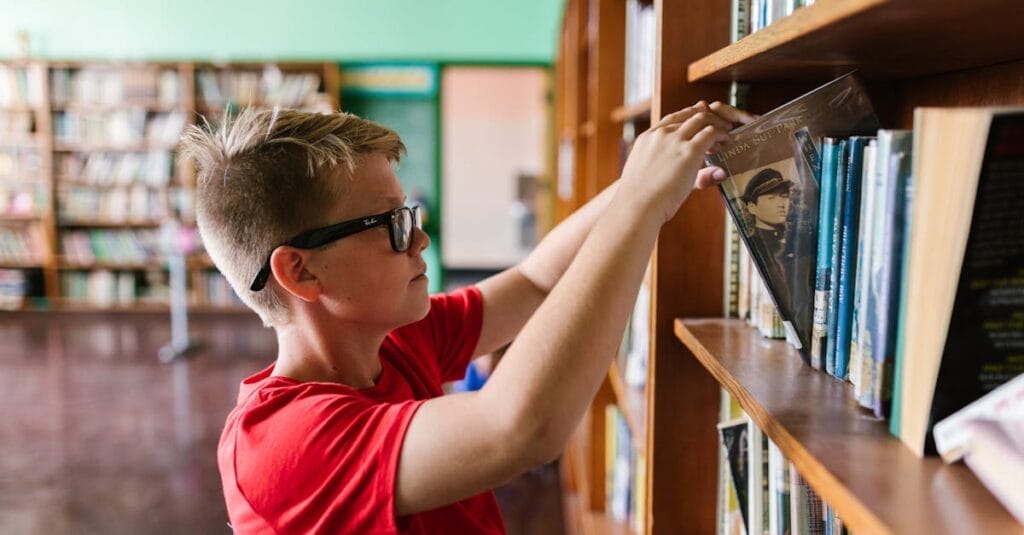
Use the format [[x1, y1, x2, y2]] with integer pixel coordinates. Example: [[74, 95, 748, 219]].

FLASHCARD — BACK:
[[1, 2, 563, 533]]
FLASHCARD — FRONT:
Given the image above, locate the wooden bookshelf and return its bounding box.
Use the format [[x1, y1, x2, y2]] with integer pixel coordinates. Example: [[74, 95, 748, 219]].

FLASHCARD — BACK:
[[0, 59, 340, 311], [688, 0, 1024, 82], [675, 318, 1018, 534], [553, 0, 1024, 533], [609, 99, 651, 123]]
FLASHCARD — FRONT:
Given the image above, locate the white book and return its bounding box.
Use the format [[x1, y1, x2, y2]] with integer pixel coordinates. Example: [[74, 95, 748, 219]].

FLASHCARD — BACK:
[[961, 419, 1024, 525], [934, 373, 1024, 463]]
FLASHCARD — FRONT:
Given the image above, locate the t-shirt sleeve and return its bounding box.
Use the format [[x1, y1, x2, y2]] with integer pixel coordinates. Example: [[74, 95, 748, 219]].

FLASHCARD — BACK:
[[434, 285, 484, 382], [407, 285, 484, 383], [233, 390, 424, 534]]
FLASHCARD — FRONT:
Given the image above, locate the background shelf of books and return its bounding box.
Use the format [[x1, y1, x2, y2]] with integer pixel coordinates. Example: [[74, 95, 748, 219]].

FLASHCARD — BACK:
[[553, 0, 1024, 533], [0, 59, 340, 311]]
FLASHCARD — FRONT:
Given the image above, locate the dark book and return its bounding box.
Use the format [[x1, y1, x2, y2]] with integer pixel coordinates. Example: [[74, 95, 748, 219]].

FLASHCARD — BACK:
[[708, 73, 878, 365], [824, 139, 849, 377], [892, 107, 1024, 457], [719, 418, 751, 532], [833, 137, 870, 380]]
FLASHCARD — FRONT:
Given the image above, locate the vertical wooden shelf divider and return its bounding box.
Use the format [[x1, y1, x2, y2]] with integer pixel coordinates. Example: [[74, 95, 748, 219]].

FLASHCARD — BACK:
[[645, 1, 730, 533]]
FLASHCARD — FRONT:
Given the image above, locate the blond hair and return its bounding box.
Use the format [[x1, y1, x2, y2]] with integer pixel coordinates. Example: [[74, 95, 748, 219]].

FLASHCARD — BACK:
[[179, 108, 405, 326]]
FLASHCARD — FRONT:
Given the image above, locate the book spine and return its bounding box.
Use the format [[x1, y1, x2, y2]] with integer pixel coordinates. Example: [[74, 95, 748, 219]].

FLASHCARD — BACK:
[[824, 139, 848, 376], [872, 148, 912, 419], [887, 132, 913, 436], [851, 141, 877, 403], [811, 139, 841, 369], [834, 137, 868, 380]]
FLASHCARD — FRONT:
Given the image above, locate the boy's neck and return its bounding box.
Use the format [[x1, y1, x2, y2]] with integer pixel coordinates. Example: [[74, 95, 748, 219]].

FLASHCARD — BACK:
[[272, 319, 387, 389]]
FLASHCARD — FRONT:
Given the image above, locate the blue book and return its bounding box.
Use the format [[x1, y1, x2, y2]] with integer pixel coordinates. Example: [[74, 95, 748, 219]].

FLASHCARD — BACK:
[[824, 139, 848, 377], [833, 137, 869, 380], [810, 138, 843, 369]]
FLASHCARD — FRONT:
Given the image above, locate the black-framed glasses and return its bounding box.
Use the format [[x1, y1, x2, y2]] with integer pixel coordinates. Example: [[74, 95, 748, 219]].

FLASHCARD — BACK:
[[249, 205, 422, 291]]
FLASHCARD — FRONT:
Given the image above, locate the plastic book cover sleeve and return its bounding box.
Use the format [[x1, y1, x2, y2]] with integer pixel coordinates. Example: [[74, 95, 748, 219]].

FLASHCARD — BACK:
[[707, 72, 879, 364]]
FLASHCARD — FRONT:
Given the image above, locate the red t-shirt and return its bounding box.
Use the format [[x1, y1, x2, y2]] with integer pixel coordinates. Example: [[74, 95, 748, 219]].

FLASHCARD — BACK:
[[218, 286, 506, 534]]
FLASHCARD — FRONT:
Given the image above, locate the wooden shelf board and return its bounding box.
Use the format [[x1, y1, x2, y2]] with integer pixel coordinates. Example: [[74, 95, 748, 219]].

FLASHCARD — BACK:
[[0, 214, 46, 222], [51, 102, 181, 112], [53, 143, 177, 152], [0, 105, 41, 112], [58, 261, 164, 270], [58, 220, 163, 228], [607, 360, 647, 454], [54, 301, 171, 313], [0, 139, 42, 148], [674, 318, 1019, 535], [688, 0, 1024, 82], [56, 182, 168, 190], [610, 99, 651, 123], [0, 260, 46, 269]]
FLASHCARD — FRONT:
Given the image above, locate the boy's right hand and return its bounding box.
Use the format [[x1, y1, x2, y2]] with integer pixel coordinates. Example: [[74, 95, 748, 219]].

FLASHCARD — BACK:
[[619, 101, 755, 223]]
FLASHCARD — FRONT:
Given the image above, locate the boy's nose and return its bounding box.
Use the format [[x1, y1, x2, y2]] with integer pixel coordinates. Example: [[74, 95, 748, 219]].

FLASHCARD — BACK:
[[411, 226, 430, 253]]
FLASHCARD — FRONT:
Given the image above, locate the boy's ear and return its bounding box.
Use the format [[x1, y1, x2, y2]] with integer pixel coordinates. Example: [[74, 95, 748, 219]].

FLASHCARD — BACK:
[[269, 247, 321, 302]]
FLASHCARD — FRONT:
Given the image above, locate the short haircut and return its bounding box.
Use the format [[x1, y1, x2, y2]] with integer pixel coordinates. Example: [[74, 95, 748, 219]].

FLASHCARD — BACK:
[[179, 108, 405, 326]]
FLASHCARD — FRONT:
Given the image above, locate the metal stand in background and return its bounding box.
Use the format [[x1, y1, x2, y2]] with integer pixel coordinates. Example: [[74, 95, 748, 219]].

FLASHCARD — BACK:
[[159, 219, 200, 363]]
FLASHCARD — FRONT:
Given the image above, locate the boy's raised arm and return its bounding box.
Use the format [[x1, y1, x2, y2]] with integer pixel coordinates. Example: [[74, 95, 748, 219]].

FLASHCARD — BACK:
[[394, 102, 751, 516]]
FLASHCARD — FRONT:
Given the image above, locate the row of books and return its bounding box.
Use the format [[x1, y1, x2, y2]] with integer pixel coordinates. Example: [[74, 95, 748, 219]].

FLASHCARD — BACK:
[[50, 67, 181, 106], [58, 186, 169, 224], [0, 65, 44, 107], [623, 0, 656, 106], [618, 271, 651, 389], [0, 184, 48, 217], [0, 147, 41, 179], [0, 268, 30, 309], [55, 150, 174, 186], [196, 68, 324, 110], [717, 391, 845, 535], [736, 0, 815, 37], [60, 229, 162, 266], [604, 404, 646, 534], [60, 269, 169, 308], [52, 109, 186, 148], [191, 269, 244, 308], [0, 224, 48, 264], [713, 74, 1024, 459], [0, 110, 36, 137], [729, 218, 787, 339]]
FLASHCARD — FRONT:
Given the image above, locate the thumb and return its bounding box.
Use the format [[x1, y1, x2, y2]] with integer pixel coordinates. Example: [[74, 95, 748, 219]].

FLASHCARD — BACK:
[[695, 166, 728, 190]]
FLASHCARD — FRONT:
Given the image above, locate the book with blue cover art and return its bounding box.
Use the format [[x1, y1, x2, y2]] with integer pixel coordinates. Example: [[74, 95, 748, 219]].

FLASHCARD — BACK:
[[833, 136, 870, 380], [823, 139, 848, 376], [707, 73, 878, 365], [811, 138, 843, 370]]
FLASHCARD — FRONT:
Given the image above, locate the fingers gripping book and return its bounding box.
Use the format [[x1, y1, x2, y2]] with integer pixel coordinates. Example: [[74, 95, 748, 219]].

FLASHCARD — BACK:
[[707, 73, 879, 365]]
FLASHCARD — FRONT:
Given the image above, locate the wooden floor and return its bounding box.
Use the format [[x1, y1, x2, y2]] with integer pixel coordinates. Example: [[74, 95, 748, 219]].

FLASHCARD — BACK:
[[0, 310, 564, 534]]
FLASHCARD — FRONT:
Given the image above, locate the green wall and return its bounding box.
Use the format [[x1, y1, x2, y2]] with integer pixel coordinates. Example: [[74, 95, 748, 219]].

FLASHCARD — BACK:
[[1, 0, 563, 63]]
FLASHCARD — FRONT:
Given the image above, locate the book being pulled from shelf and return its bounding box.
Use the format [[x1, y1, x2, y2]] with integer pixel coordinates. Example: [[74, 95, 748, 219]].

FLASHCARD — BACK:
[[707, 72, 879, 364]]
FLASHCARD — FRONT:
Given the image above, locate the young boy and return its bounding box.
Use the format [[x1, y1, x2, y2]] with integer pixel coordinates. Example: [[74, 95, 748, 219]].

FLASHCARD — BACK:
[[180, 101, 753, 533]]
